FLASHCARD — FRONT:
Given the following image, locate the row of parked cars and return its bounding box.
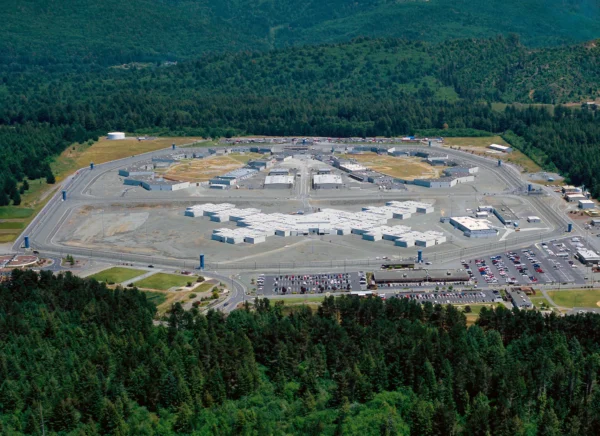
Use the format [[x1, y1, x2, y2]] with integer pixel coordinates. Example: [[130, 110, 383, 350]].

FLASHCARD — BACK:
[[508, 251, 540, 283], [263, 273, 357, 294]]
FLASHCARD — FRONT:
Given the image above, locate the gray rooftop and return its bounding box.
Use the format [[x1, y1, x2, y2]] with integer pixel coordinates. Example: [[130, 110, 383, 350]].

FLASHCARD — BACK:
[[374, 269, 470, 283]]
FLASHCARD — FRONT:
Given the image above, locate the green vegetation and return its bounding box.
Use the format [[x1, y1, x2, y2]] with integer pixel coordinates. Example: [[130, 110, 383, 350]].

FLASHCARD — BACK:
[[135, 273, 192, 290], [548, 289, 600, 308], [142, 290, 168, 307], [0, 222, 24, 230], [270, 296, 328, 304], [0, 207, 34, 219], [5, 269, 600, 434], [530, 295, 553, 308], [2, 0, 600, 67], [88, 267, 147, 284], [195, 283, 214, 293]]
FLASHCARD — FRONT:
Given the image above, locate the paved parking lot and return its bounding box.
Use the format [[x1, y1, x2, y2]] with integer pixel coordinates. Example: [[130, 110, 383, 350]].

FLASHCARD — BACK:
[[258, 271, 364, 294], [394, 289, 502, 305], [463, 237, 589, 287]]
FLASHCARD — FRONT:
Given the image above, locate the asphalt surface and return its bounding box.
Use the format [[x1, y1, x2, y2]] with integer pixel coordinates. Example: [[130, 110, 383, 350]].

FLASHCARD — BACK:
[[9, 141, 590, 312]]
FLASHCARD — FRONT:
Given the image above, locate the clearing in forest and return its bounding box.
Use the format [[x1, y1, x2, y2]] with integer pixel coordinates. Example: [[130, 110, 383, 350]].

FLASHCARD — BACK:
[[441, 136, 542, 173], [52, 136, 206, 182]]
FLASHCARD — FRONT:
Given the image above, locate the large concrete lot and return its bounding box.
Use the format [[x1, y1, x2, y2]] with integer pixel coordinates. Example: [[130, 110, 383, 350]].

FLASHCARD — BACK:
[[52, 192, 550, 264]]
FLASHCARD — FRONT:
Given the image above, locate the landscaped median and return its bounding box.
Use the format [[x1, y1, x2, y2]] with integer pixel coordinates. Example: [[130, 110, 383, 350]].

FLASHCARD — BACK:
[[133, 272, 194, 291], [87, 267, 147, 284]]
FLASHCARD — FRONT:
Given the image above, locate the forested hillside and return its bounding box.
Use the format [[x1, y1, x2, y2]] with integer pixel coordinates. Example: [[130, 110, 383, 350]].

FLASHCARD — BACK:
[[3, 0, 600, 65], [2, 269, 600, 434]]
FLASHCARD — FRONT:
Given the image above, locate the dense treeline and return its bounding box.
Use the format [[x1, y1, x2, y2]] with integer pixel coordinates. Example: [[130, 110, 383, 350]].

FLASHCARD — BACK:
[[3, 269, 600, 434], [2, 37, 600, 200], [2, 0, 600, 66]]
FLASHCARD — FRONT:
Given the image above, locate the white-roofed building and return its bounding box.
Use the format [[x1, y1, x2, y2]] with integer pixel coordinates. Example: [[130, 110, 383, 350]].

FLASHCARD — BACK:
[[488, 144, 512, 153], [313, 174, 343, 189], [449, 216, 498, 238], [264, 175, 294, 189], [579, 199, 595, 209]]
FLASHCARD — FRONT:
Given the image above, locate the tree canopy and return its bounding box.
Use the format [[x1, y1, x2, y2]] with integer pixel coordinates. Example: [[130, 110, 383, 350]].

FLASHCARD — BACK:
[[3, 269, 600, 434]]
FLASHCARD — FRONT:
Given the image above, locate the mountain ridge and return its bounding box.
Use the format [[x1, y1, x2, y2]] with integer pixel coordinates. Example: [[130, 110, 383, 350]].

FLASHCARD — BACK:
[[3, 0, 600, 65]]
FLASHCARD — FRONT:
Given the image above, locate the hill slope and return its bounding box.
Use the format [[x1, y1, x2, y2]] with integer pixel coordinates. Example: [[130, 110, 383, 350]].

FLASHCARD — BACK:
[[3, 0, 600, 64]]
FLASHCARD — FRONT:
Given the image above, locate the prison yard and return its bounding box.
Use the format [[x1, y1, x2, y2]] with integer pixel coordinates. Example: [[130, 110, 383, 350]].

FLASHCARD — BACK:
[[42, 136, 576, 276], [163, 153, 264, 183], [338, 153, 445, 180]]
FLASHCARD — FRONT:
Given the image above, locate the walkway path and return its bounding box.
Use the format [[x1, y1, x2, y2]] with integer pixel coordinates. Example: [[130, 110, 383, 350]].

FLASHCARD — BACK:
[[121, 269, 162, 286]]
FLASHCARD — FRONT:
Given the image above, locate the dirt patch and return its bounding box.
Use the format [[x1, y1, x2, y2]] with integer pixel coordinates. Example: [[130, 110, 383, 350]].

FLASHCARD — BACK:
[[68, 211, 149, 242], [339, 153, 444, 180], [164, 155, 250, 182]]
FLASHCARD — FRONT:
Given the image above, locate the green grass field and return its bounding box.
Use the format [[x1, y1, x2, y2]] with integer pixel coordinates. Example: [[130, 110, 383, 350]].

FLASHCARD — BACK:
[[530, 296, 552, 308], [195, 283, 215, 293], [0, 207, 34, 219], [88, 267, 146, 283], [0, 222, 25, 230], [547, 290, 600, 308], [134, 273, 192, 290], [143, 291, 168, 306]]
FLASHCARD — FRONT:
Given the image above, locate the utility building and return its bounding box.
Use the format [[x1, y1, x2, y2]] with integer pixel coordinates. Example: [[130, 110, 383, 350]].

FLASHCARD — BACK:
[[313, 174, 343, 189], [449, 216, 498, 238], [579, 199, 595, 209], [264, 175, 295, 189], [577, 248, 600, 265], [493, 207, 520, 226]]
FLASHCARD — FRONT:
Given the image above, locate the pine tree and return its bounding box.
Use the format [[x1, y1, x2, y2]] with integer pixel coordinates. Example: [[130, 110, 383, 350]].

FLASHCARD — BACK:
[[173, 403, 194, 434], [100, 400, 126, 435], [46, 171, 56, 184]]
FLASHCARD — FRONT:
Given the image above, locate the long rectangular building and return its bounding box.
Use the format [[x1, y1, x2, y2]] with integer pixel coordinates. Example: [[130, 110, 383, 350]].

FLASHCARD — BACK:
[[313, 174, 343, 189], [373, 269, 470, 284], [264, 175, 294, 189]]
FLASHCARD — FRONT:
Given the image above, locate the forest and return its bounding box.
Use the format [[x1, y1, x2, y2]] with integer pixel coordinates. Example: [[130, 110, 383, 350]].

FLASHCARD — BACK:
[[2, 0, 600, 66], [1, 37, 600, 202], [2, 269, 600, 434]]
